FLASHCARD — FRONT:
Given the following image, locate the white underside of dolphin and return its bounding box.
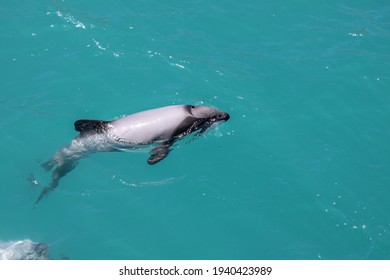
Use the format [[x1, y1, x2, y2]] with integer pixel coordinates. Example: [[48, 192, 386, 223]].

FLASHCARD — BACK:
[[36, 104, 230, 204]]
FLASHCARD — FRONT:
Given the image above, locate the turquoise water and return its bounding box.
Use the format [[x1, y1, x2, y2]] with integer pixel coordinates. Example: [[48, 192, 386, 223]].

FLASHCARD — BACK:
[[1, 0, 390, 260]]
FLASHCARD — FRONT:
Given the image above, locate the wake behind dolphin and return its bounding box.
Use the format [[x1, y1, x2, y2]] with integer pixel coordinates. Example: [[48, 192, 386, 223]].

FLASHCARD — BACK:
[[36, 104, 230, 204]]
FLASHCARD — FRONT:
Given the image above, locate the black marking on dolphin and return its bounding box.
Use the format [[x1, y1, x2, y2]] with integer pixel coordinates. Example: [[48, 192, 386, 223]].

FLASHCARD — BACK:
[[36, 104, 230, 204], [74, 119, 109, 134]]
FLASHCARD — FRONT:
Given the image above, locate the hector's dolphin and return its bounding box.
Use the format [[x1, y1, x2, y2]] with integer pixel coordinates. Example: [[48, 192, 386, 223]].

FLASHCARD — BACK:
[[36, 104, 230, 203]]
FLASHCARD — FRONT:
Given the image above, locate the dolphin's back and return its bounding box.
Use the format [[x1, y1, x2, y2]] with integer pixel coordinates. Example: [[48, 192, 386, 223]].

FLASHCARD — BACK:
[[107, 105, 191, 144]]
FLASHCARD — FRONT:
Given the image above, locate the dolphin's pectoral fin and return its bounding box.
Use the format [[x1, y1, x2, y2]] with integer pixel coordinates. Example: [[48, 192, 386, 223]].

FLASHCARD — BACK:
[[147, 140, 174, 165], [35, 160, 78, 204], [195, 126, 209, 137]]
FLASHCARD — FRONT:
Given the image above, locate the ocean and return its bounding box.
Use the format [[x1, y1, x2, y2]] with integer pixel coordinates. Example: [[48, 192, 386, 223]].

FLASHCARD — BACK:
[[1, 0, 389, 259]]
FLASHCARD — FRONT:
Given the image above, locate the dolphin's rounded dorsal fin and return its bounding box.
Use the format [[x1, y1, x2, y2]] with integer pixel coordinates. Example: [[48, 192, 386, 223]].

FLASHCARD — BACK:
[[74, 120, 109, 134]]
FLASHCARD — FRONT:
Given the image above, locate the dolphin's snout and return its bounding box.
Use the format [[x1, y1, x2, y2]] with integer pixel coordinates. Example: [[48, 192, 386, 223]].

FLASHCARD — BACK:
[[218, 112, 230, 121]]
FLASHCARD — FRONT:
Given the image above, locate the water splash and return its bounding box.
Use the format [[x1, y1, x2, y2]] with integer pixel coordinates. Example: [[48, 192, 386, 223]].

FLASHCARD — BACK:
[[55, 11, 87, 29]]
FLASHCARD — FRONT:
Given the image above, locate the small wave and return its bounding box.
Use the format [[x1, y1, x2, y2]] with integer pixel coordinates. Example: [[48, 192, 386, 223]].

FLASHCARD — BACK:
[[115, 175, 186, 188], [0, 239, 49, 260]]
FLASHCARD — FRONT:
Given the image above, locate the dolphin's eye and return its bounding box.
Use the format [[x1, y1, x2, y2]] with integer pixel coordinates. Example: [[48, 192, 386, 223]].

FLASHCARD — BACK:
[[191, 105, 195, 109]]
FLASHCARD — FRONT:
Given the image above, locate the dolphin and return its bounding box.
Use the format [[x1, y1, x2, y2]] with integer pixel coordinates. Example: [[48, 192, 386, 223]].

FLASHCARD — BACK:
[[36, 104, 230, 203]]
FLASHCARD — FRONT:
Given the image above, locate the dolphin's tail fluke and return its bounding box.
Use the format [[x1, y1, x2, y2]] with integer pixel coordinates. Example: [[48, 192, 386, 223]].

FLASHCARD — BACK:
[[35, 185, 55, 205], [35, 160, 78, 204], [41, 159, 56, 172]]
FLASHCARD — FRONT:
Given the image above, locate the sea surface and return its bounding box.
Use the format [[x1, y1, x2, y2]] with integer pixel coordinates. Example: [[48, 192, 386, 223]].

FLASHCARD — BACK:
[[1, 0, 390, 260]]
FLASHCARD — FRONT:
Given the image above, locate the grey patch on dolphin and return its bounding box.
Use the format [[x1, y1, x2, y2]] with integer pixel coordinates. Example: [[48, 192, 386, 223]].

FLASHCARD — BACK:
[[0, 239, 49, 260], [36, 104, 230, 204]]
